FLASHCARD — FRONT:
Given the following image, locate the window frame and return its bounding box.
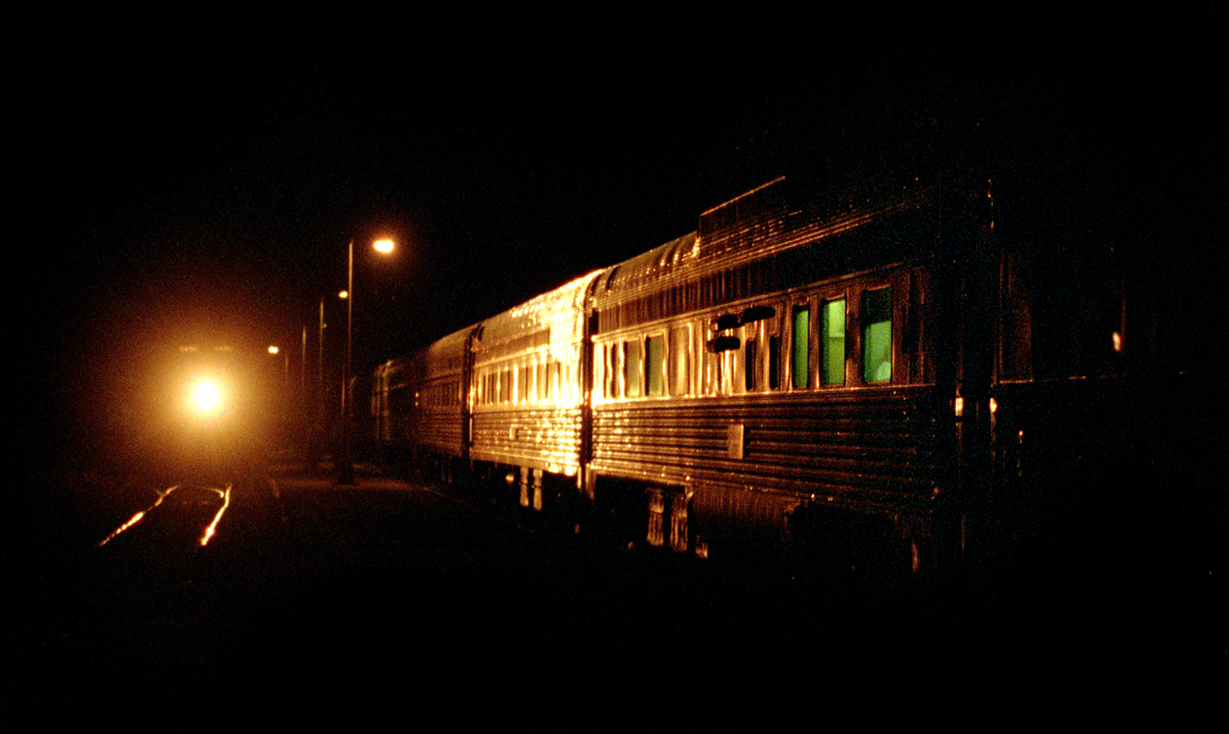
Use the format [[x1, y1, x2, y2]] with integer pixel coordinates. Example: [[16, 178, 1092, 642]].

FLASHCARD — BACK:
[[645, 331, 666, 397], [861, 285, 894, 385], [790, 302, 811, 390], [819, 294, 848, 388]]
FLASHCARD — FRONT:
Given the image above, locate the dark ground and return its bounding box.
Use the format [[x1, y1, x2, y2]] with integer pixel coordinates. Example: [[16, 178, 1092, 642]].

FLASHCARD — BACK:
[[8, 457, 1225, 732]]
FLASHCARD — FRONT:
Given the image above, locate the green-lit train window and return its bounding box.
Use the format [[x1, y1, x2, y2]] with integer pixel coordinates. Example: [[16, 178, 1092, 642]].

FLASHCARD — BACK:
[[791, 305, 810, 389], [862, 287, 892, 383], [821, 298, 846, 385]]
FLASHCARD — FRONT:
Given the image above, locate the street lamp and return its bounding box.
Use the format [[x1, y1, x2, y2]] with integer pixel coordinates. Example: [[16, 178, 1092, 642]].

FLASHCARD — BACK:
[[267, 344, 288, 380], [337, 237, 395, 484], [268, 345, 290, 453]]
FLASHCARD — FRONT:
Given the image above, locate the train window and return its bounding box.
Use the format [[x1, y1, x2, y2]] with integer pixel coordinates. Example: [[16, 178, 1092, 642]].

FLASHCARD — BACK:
[[669, 326, 690, 396], [703, 346, 718, 396], [791, 305, 810, 389], [625, 339, 643, 397], [609, 344, 621, 398], [769, 335, 781, 389], [862, 287, 893, 383], [646, 334, 665, 396], [745, 338, 757, 391], [500, 369, 511, 403], [717, 349, 727, 395], [593, 346, 601, 398], [821, 298, 846, 386], [518, 365, 530, 404], [563, 359, 577, 405]]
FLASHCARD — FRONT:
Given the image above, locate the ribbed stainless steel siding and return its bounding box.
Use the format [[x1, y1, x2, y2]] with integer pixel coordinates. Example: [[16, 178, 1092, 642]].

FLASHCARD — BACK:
[[414, 405, 465, 457], [470, 407, 584, 473], [590, 385, 938, 513]]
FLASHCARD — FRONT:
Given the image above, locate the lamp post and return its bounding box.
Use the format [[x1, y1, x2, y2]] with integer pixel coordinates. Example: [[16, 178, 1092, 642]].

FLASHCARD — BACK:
[[268, 345, 289, 454], [302, 298, 327, 475], [337, 237, 395, 484], [300, 325, 307, 461]]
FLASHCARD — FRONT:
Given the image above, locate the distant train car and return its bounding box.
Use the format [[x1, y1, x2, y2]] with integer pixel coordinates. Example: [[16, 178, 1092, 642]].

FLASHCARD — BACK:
[[373, 327, 470, 478], [374, 173, 1167, 570], [467, 271, 601, 509]]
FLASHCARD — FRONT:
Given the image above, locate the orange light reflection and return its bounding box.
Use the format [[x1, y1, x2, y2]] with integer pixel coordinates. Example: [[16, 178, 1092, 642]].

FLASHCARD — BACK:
[[98, 511, 145, 546], [98, 486, 176, 546], [199, 484, 232, 546]]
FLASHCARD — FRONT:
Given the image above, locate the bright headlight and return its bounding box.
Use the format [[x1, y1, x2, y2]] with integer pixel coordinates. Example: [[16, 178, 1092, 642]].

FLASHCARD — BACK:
[[189, 378, 223, 416]]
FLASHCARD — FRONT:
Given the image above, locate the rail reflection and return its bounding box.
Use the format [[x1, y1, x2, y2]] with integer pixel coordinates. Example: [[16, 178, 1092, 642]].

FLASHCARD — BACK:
[[97, 483, 233, 548], [199, 484, 231, 546]]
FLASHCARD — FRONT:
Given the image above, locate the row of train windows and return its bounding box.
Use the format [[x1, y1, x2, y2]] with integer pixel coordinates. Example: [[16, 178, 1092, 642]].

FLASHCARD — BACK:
[[602, 286, 893, 399], [791, 287, 893, 387], [476, 360, 571, 406], [389, 381, 458, 411], [416, 381, 459, 408]]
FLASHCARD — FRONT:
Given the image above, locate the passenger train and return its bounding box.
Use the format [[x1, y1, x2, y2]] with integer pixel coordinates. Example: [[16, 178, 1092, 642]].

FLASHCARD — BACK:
[[371, 173, 1187, 571]]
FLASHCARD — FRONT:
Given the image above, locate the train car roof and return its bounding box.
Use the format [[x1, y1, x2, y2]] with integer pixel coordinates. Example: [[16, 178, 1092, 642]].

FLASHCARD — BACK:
[[589, 180, 934, 312], [588, 178, 938, 331], [472, 269, 604, 361], [377, 322, 473, 381]]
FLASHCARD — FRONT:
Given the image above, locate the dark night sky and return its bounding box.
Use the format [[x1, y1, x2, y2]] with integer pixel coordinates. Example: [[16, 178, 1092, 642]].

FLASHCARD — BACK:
[[10, 6, 1225, 451]]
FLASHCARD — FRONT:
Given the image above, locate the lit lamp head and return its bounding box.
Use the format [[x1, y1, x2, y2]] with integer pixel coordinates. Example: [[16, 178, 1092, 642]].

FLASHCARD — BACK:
[[373, 238, 394, 254]]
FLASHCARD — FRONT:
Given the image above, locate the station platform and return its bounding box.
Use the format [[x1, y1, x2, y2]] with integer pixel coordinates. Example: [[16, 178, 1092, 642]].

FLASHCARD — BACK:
[[265, 456, 416, 495]]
